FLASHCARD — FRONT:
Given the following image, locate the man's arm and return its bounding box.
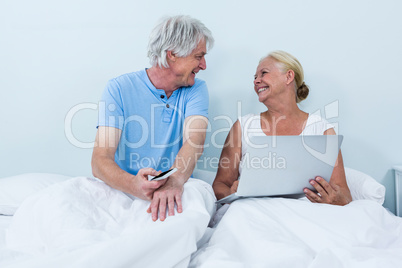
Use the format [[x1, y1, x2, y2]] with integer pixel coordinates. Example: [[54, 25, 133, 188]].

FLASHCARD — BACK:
[[147, 115, 208, 221], [91, 126, 166, 200]]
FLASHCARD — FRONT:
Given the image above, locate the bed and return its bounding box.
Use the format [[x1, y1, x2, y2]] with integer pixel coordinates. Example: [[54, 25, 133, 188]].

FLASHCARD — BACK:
[[1, 168, 401, 267]]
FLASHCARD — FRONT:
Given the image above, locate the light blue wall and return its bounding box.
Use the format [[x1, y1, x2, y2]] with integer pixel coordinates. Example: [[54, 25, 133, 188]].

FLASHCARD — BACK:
[[1, 0, 401, 213]]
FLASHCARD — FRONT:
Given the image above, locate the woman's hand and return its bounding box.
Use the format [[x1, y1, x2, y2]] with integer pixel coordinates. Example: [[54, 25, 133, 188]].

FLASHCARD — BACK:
[[304, 176, 352, 206], [230, 180, 239, 194]]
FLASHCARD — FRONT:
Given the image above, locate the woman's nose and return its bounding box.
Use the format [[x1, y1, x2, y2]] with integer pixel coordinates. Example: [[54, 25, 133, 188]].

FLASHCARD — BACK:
[[254, 76, 260, 85]]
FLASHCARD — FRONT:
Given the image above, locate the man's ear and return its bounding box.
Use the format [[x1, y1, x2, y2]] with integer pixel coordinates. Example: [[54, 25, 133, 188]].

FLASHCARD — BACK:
[[285, 69, 295, 85], [167, 51, 176, 62]]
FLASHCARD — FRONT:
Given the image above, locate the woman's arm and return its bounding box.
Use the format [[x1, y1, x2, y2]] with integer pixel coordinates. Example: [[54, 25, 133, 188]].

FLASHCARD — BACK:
[[212, 120, 243, 200], [304, 128, 352, 205]]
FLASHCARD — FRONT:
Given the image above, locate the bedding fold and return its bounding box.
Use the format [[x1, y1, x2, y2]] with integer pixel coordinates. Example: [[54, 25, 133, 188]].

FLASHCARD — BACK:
[[190, 198, 402, 267], [2, 177, 216, 268]]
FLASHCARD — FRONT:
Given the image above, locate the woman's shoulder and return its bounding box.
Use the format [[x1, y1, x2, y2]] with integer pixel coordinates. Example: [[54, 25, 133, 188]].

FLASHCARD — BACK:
[[303, 113, 335, 135], [238, 113, 259, 125], [306, 113, 326, 124], [237, 113, 264, 137]]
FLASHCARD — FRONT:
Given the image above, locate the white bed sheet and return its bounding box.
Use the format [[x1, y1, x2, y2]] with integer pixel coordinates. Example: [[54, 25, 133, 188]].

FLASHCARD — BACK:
[[0, 177, 216, 268], [2, 170, 400, 268], [0, 215, 12, 247], [190, 198, 402, 267], [0, 215, 29, 267]]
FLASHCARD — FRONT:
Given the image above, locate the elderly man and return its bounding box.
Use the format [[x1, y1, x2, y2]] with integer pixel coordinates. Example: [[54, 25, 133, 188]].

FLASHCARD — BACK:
[[91, 15, 214, 221]]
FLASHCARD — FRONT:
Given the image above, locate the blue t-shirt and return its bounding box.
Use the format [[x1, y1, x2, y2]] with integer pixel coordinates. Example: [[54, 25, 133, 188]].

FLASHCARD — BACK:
[[97, 69, 209, 175]]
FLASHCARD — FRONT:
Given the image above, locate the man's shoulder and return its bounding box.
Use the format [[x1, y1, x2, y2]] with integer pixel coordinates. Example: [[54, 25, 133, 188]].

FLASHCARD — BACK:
[[106, 69, 149, 95], [180, 78, 207, 95], [192, 78, 207, 88], [111, 69, 146, 84]]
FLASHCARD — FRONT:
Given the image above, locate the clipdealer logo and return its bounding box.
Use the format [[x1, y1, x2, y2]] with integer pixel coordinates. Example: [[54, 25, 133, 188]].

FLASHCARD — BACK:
[[64, 100, 341, 168], [301, 100, 340, 165]]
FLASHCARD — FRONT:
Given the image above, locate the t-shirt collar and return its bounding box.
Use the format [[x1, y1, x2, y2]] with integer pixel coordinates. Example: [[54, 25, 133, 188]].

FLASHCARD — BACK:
[[143, 68, 166, 94], [143, 68, 181, 99]]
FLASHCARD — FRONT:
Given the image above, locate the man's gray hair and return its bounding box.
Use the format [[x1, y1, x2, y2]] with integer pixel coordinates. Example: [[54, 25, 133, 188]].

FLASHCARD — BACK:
[[147, 15, 214, 68]]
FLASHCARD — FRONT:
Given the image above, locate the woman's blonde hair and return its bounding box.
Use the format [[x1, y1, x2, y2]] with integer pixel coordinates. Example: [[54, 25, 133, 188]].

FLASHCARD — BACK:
[[263, 50, 309, 103]]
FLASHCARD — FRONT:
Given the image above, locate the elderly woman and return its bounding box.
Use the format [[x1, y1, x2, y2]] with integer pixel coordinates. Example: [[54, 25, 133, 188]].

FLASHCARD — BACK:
[[212, 50, 352, 206], [189, 52, 402, 268]]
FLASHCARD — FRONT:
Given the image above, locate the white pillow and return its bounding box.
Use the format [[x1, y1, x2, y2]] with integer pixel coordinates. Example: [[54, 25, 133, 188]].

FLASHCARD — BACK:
[[193, 167, 386, 205], [0, 173, 71, 216], [345, 167, 385, 204]]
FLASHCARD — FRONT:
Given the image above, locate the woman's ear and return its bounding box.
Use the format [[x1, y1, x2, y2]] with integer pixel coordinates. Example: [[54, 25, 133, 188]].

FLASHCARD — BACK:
[[285, 69, 295, 85]]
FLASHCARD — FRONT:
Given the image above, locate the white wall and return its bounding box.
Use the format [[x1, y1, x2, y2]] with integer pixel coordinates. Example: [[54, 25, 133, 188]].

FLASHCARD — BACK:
[[1, 0, 401, 212]]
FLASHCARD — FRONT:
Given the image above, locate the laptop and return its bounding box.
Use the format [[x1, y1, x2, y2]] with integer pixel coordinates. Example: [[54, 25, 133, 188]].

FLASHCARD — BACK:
[[216, 135, 343, 204]]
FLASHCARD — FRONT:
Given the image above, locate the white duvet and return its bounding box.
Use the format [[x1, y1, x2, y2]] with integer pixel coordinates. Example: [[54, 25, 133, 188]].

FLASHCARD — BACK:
[[190, 198, 402, 268], [1, 177, 216, 268]]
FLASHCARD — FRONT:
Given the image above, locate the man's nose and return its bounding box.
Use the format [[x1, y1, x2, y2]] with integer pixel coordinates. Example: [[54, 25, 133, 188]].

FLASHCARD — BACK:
[[199, 57, 206, 70]]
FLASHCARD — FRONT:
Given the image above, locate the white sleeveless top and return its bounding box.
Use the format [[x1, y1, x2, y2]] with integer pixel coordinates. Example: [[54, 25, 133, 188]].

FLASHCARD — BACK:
[[237, 113, 334, 177]]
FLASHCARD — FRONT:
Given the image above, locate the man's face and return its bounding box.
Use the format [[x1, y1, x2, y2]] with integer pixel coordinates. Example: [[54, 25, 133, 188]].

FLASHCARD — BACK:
[[170, 39, 207, 88]]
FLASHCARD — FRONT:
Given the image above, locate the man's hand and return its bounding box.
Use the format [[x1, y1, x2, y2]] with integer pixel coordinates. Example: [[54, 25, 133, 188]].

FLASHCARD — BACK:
[[146, 178, 184, 221], [304, 176, 352, 206], [133, 168, 167, 200], [145, 115, 208, 222]]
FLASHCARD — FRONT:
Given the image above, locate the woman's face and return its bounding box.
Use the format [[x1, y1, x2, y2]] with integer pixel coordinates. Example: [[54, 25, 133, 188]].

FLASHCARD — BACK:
[[254, 57, 287, 103]]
